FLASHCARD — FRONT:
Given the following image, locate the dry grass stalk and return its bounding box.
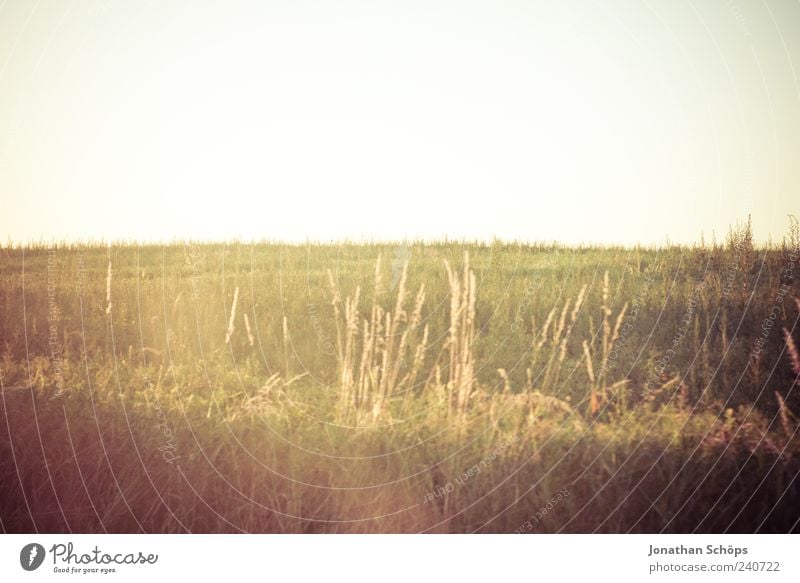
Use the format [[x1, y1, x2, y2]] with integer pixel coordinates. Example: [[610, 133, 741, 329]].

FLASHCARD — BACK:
[[527, 271, 629, 417], [105, 254, 112, 315], [784, 326, 800, 379], [225, 287, 239, 344], [333, 256, 429, 422], [583, 340, 599, 414], [327, 269, 344, 357], [529, 284, 587, 394], [774, 390, 795, 438], [721, 309, 730, 389], [497, 368, 511, 393], [601, 271, 611, 358], [243, 313, 255, 347], [598, 301, 628, 389], [442, 253, 477, 421]]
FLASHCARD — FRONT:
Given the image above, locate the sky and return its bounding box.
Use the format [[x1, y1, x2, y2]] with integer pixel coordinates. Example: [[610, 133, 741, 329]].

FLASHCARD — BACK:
[[0, 0, 798, 245]]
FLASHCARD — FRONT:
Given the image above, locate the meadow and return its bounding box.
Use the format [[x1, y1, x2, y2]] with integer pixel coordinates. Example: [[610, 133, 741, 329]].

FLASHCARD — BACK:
[[1, 220, 799, 533]]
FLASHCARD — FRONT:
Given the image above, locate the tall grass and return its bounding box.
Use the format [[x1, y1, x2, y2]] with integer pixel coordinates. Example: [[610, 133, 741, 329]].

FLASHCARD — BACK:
[[328, 257, 429, 423], [1, 229, 799, 533]]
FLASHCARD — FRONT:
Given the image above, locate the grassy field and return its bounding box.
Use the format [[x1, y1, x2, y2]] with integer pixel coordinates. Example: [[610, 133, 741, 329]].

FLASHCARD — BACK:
[[2, 221, 800, 533]]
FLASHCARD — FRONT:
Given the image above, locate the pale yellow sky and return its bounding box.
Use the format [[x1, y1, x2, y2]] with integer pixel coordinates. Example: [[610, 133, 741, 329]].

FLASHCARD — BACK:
[[1, 0, 798, 245]]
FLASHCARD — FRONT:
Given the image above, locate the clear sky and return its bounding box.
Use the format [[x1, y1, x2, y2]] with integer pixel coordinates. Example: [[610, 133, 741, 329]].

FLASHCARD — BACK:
[[1, 0, 798, 245]]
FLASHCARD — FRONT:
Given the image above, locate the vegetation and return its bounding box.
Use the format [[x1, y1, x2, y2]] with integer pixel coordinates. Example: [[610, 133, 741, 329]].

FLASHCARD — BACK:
[[1, 219, 799, 532]]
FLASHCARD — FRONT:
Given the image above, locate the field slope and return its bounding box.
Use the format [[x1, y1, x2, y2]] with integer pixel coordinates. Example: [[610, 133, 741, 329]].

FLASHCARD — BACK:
[[1, 234, 799, 532]]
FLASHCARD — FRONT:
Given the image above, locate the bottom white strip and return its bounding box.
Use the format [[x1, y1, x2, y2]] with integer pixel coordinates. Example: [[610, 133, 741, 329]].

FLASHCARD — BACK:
[[0, 534, 796, 582]]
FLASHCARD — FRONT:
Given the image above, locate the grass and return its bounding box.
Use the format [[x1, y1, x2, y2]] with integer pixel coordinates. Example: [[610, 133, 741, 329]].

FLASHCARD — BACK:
[[1, 220, 799, 532]]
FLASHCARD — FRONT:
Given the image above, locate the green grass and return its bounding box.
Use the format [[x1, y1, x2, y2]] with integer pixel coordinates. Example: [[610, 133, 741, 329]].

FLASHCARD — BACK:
[[1, 225, 799, 532]]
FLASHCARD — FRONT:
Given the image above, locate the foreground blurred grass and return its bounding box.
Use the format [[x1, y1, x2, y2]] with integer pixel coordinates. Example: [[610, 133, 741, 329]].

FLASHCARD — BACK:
[[1, 223, 799, 532]]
